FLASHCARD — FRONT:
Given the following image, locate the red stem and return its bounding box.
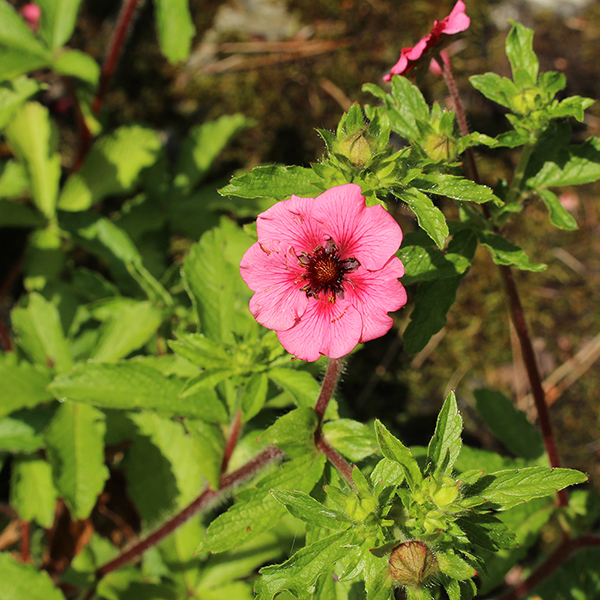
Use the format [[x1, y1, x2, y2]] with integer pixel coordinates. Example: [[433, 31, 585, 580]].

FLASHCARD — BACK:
[[316, 436, 354, 486], [92, 0, 143, 116], [221, 409, 243, 475], [497, 535, 600, 600], [0, 255, 24, 352], [441, 60, 566, 504], [20, 520, 30, 563], [314, 358, 343, 429]]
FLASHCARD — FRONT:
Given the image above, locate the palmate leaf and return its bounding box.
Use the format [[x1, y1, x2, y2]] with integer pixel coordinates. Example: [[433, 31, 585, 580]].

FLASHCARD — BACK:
[[426, 390, 462, 476], [219, 165, 324, 200], [44, 402, 109, 520], [198, 454, 326, 554], [467, 466, 587, 510], [254, 530, 354, 600]]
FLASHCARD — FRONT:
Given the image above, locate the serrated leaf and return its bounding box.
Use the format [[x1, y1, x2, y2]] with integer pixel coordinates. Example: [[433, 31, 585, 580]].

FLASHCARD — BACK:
[[174, 114, 250, 193], [58, 126, 162, 211], [49, 362, 227, 421], [268, 368, 319, 408], [322, 419, 378, 461], [456, 514, 517, 551], [5, 102, 60, 219], [0, 356, 54, 418], [0, 77, 40, 129], [53, 49, 99, 86], [479, 232, 546, 272], [469, 73, 517, 110], [154, 0, 195, 63], [36, 0, 83, 49], [183, 227, 237, 343], [426, 390, 462, 476], [219, 165, 323, 200], [10, 456, 58, 527], [370, 458, 405, 493], [0, 1, 51, 58], [398, 243, 470, 286], [469, 466, 587, 510], [11, 293, 73, 373], [45, 402, 109, 519], [374, 421, 422, 490], [261, 407, 318, 458], [254, 530, 352, 600], [413, 173, 502, 206], [505, 22, 538, 84], [198, 453, 326, 554], [169, 334, 231, 369], [385, 76, 429, 140], [474, 388, 544, 460], [537, 189, 578, 230], [271, 489, 353, 529], [89, 299, 163, 362], [547, 95, 595, 122], [0, 405, 53, 452], [0, 552, 66, 600], [437, 551, 477, 580], [395, 187, 448, 248], [241, 372, 269, 422], [403, 275, 462, 354], [186, 419, 225, 489]]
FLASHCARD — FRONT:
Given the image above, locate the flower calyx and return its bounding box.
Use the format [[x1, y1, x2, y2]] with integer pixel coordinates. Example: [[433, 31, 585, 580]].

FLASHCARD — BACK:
[[389, 541, 438, 587]]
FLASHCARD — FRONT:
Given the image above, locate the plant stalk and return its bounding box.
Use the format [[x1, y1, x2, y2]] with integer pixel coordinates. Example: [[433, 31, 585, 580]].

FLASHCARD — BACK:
[[314, 357, 343, 428]]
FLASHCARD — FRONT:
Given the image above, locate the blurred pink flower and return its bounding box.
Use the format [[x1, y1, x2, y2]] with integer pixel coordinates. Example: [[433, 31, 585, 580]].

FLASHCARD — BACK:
[[384, 0, 470, 81], [240, 184, 407, 361], [21, 3, 41, 31]]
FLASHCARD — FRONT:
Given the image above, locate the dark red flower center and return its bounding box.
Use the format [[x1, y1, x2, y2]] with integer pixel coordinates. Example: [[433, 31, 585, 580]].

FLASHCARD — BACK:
[[297, 238, 360, 301]]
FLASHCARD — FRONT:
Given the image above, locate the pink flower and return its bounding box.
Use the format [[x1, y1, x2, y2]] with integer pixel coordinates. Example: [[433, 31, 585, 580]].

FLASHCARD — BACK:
[[240, 184, 407, 361], [383, 0, 470, 81], [21, 3, 42, 31]]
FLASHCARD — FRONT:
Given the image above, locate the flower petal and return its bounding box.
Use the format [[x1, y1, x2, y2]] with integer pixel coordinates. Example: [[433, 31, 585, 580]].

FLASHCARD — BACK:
[[240, 241, 307, 331], [310, 183, 403, 270], [346, 257, 407, 342], [276, 297, 363, 361], [256, 194, 326, 252], [442, 0, 470, 34]]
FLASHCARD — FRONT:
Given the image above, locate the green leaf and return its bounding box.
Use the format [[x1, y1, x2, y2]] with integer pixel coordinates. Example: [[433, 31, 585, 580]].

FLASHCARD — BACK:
[[240, 372, 269, 422], [268, 368, 320, 408], [457, 514, 517, 552], [0, 199, 45, 227], [381, 76, 429, 140], [374, 420, 422, 490], [10, 456, 58, 527], [12, 293, 73, 373], [89, 299, 163, 362], [505, 22, 538, 84], [479, 232, 546, 272], [426, 390, 462, 476], [198, 454, 326, 554], [437, 552, 477, 580], [49, 362, 228, 421], [322, 418, 378, 461], [254, 530, 353, 600], [474, 388, 544, 460], [220, 165, 323, 200], [5, 102, 60, 219], [0, 405, 53, 452], [398, 242, 470, 286], [413, 173, 502, 206], [261, 407, 318, 458], [271, 489, 353, 529], [174, 114, 250, 193], [0, 355, 54, 418], [36, 0, 83, 49], [154, 0, 195, 63], [0, 77, 40, 129], [469, 466, 587, 510], [537, 189, 578, 230], [0, 552, 66, 600], [469, 73, 517, 110], [185, 419, 225, 489], [395, 187, 448, 248], [52, 49, 99, 86], [403, 275, 462, 354], [169, 334, 231, 369], [183, 227, 237, 343], [58, 126, 162, 211], [547, 95, 595, 122], [526, 136, 600, 189], [45, 402, 109, 519]]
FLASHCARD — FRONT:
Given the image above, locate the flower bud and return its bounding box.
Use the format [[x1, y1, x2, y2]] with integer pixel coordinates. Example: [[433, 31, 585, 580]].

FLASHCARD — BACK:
[[336, 132, 373, 167], [389, 541, 438, 587], [422, 132, 456, 162]]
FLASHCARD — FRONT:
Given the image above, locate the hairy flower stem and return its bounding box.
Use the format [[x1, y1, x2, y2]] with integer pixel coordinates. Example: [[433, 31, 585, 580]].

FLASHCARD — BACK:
[[442, 60, 567, 505], [497, 535, 600, 600], [92, 0, 144, 116], [84, 445, 284, 598], [312, 357, 354, 486], [221, 409, 243, 475], [314, 357, 343, 428]]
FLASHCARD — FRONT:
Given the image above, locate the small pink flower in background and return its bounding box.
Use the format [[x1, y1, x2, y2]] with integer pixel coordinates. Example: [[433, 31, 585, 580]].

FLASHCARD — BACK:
[[240, 183, 407, 362], [383, 0, 470, 81], [21, 3, 42, 31]]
